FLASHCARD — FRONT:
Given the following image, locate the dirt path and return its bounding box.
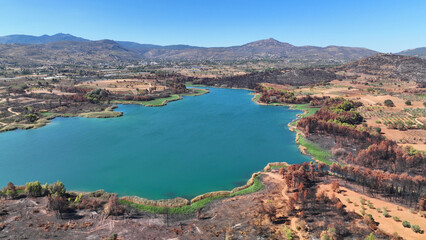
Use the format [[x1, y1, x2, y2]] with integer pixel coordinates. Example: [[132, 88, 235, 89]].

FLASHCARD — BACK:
[[263, 172, 289, 201], [8, 107, 19, 116], [263, 172, 310, 239], [318, 184, 426, 240]]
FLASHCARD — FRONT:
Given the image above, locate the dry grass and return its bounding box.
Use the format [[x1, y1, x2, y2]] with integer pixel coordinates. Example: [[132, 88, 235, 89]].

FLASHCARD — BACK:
[[318, 184, 426, 240]]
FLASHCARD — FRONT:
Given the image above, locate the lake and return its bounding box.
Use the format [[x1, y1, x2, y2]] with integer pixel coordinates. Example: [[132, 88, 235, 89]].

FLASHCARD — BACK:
[[0, 87, 311, 200]]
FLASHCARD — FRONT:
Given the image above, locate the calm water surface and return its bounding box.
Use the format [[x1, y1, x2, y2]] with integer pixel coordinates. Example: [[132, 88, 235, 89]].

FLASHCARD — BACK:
[[0, 87, 310, 199]]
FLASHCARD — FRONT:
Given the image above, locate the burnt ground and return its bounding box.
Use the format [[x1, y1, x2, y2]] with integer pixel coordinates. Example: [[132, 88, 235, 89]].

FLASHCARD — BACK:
[[0, 175, 282, 240], [1, 173, 391, 240]]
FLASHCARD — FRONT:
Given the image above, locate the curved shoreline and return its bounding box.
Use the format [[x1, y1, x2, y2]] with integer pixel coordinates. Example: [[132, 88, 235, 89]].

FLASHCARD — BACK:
[[0, 88, 210, 133], [2, 86, 311, 213], [112, 95, 316, 210], [251, 94, 328, 165]]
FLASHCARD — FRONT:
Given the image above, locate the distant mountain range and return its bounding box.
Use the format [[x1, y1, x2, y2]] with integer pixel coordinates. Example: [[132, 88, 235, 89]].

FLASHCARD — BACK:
[[0, 33, 88, 44], [4, 33, 423, 65]]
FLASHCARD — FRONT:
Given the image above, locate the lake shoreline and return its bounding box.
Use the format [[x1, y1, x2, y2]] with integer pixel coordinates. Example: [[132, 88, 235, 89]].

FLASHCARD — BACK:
[[1, 86, 312, 212], [0, 88, 210, 133]]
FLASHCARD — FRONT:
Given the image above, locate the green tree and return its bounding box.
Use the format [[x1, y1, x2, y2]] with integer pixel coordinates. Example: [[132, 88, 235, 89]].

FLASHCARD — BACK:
[[384, 99, 395, 107], [25, 181, 42, 197], [48, 180, 66, 196], [411, 224, 422, 233], [25, 113, 39, 123], [402, 220, 411, 228]]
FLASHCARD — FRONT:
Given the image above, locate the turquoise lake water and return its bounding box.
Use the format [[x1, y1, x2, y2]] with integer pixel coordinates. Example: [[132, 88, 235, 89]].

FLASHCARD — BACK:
[[0, 87, 311, 200]]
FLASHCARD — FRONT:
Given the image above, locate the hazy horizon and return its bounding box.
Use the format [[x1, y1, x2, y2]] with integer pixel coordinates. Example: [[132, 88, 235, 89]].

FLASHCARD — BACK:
[[0, 0, 425, 53]]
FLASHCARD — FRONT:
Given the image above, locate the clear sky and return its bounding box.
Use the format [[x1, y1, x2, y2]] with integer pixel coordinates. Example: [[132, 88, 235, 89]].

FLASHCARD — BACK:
[[0, 0, 424, 52]]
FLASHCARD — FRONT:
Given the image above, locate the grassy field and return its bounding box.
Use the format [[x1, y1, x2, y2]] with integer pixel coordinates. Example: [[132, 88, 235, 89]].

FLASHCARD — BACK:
[[298, 135, 332, 165], [120, 175, 264, 214]]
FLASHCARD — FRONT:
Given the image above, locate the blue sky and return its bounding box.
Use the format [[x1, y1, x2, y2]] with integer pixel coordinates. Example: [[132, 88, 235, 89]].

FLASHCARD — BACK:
[[0, 0, 424, 52]]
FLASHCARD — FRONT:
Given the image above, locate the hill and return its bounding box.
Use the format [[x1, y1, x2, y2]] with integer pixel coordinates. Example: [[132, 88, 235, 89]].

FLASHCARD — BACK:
[[140, 38, 377, 61], [116, 41, 202, 51], [0, 33, 89, 44], [0, 40, 141, 65], [397, 47, 426, 59], [0, 34, 378, 65], [196, 68, 338, 89], [336, 53, 426, 84]]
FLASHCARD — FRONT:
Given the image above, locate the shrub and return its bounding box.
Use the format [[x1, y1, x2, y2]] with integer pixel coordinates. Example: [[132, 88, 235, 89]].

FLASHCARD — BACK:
[[4, 182, 17, 199], [393, 216, 400, 222], [405, 100, 412, 105], [365, 233, 376, 240], [360, 197, 366, 205], [25, 181, 42, 197], [363, 214, 375, 225], [411, 224, 422, 233], [283, 225, 293, 240], [376, 208, 382, 213], [384, 99, 395, 107], [368, 203, 375, 209], [320, 232, 330, 240], [375, 120, 381, 124], [48, 180, 66, 196], [402, 220, 411, 228], [346, 198, 352, 203], [383, 209, 390, 217], [25, 113, 39, 123]]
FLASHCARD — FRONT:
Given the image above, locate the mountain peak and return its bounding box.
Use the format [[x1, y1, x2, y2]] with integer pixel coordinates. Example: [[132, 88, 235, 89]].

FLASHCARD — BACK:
[[244, 38, 293, 48]]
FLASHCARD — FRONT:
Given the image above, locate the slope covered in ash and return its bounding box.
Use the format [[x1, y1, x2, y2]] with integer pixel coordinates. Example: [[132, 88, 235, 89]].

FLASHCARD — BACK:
[[196, 68, 338, 89], [336, 53, 426, 84]]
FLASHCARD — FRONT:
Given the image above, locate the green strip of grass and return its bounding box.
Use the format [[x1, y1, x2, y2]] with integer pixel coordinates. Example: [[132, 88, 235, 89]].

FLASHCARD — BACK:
[[120, 176, 264, 214], [298, 135, 332, 165], [253, 94, 262, 102], [181, 88, 209, 96], [113, 95, 181, 107], [185, 82, 208, 87], [78, 111, 122, 118], [40, 112, 56, 117], [140, 95, 181, 106], [291, 103, 320, 117]]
